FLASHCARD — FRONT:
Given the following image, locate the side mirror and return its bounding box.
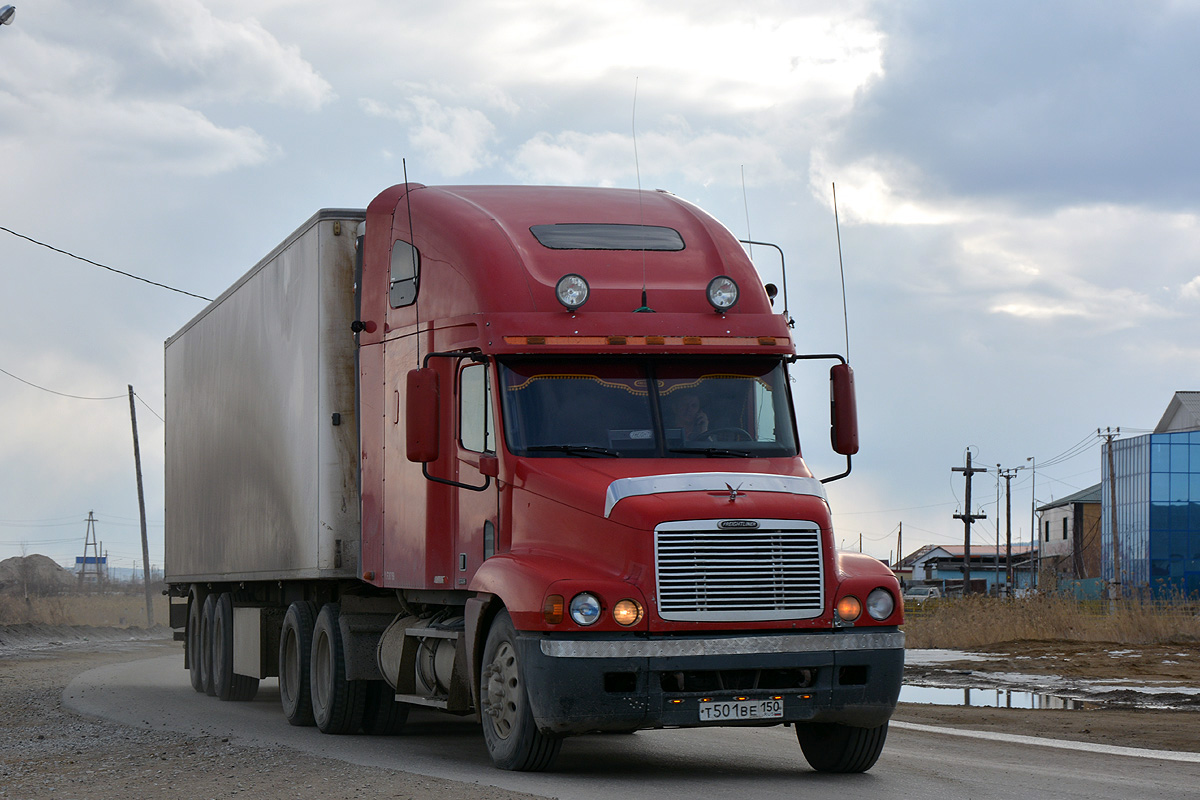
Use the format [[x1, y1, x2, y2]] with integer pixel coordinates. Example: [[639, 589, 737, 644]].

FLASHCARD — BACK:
[[406, 368, 440, 463], [830, 363, 859, 456]]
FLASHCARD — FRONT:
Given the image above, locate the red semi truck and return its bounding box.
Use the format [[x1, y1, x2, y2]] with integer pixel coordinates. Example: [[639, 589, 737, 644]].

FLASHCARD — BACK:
[[165, 183, 904, 773]]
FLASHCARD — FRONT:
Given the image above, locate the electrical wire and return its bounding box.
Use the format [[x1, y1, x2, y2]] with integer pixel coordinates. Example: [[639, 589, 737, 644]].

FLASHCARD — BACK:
[[0, 366, 125, 400], [0, 225, 212, 302]]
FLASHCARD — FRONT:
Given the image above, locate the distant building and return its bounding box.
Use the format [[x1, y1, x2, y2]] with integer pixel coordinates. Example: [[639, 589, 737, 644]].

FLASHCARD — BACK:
[[1036, 484, 1102, 586], [894, 543, 1036, 596], [1101, 391, 1200, 598]]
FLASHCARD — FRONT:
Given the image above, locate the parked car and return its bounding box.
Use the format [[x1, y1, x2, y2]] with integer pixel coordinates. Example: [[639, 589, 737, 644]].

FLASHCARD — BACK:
[[903, 585, 942, 605]]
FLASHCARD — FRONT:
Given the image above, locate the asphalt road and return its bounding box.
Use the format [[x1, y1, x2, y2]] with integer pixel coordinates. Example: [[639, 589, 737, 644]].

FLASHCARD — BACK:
[[66, 654, 1200, 800]]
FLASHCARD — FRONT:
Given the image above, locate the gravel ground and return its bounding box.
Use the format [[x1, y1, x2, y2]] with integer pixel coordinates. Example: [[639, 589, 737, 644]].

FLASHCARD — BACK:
[[2, 625, 1198, 798], [0, 628, 547, 800]]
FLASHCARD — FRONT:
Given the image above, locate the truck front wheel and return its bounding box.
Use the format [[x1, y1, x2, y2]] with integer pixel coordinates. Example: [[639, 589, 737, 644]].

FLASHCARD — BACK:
[[479, 611, 562, 771], [795, 721, 888, 773], [311, 603, 365, 734], [279, 601, 318, 726]]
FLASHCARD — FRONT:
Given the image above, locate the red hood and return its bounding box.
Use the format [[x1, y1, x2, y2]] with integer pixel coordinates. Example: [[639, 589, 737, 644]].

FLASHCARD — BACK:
[[508, 457, 827, 530]]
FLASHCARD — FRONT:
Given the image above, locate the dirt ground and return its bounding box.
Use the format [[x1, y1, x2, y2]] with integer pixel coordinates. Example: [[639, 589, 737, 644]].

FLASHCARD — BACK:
[[896, 639, 1200, 752], [1, 627, 1198, 799]]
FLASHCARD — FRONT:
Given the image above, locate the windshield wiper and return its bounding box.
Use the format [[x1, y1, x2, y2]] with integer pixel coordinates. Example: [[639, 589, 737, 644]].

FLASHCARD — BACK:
[[668, 447, 751, 458], [527, 444, 620, 457]]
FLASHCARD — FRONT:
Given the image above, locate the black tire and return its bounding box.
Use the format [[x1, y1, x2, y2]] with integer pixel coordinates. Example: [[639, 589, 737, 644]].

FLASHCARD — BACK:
[[311, 603, 366, 734], [479, 611, 562, 771], [186, 591, 205, 693], [796, 721, 889, 773], [361, 681, 410, 735], [279, 600, 318, 726], [200, 594, 217, 697], [211, 593, 259, 702]]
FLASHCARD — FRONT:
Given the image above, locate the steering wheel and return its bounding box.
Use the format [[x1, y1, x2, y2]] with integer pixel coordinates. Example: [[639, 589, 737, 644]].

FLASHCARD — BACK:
[[697, 427, 753, 443]]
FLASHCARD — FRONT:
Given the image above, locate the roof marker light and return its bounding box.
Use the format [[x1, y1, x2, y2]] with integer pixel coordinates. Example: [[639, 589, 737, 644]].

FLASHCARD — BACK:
[[706, 275, 739, 312], [556, 273, 589, 310]]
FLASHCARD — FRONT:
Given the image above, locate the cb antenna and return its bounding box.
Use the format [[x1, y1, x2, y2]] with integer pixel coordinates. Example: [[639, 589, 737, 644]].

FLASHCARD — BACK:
[[403, 158, 419, 365], [832, 182, 851, 362], [632, 77, 653, 313]]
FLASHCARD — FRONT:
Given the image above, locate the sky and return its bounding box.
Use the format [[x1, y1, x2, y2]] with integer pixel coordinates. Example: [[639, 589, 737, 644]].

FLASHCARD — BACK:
[[2, 0, 1198, 573]]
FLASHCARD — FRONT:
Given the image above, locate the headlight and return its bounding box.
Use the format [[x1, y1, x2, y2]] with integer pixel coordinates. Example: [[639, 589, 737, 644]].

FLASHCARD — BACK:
[[706, 275, 739, 311], [835, 595, 862, 622], [866, 588, 895, 621], [612, 599, 643, 627], [569, 592, 602, 625], [555, 273, 589, 310]]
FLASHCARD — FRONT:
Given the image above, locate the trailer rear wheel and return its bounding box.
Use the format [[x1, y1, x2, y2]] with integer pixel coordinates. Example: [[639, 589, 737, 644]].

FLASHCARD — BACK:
[[361, 681, 410, 735], [186, 591, 205, 693], [795, 721, 888, 773], [479, 611, 562, 771], [311, 603, 365, 734], [211, 593, 260, 701], [200, 594, 217, 696], [279, 600, 318, 726]]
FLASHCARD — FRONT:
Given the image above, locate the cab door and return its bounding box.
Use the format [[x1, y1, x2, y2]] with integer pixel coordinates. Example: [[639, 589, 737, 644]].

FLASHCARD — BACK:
[[454, 360, 498, 587]]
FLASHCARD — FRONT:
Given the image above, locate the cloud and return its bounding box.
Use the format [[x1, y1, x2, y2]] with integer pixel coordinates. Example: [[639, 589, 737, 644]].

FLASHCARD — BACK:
[[361, 96, 498, 176], [828, 0, 1200, 212], [510, 123, 797, 188], [144, 0, 334, 110], [1181, 276, 1200, 301]]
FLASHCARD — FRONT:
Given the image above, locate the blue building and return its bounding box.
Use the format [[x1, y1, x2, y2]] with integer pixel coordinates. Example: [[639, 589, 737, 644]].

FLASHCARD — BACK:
[[1101, 392, 1200, 598]]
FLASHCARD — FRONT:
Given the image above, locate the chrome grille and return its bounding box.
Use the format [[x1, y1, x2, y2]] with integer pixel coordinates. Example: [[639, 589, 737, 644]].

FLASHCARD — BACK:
[[655, 522, 824, 622]]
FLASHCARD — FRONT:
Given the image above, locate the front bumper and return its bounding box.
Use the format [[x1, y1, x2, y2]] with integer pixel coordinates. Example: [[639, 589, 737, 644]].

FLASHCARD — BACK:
[[516, 628, 904, 735]]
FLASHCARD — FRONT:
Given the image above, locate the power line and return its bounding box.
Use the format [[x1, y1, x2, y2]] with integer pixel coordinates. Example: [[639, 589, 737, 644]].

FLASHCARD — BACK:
[[0, 366, 125, 400], [1, 367, 165, 423], [0, 224, 212, 302]]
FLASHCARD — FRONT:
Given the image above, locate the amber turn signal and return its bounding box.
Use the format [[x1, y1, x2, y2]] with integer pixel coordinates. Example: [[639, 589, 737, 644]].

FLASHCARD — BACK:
[[543, 594, 565, 624]]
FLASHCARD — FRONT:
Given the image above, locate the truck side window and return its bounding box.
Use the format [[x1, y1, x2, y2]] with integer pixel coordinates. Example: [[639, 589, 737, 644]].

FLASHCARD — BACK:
[[460, 363, 495, 453], [390, 240, 420, 307]]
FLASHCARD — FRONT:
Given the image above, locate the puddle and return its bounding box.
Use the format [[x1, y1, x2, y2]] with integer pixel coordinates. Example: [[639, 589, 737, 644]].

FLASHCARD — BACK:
[[900, 685, 1088, 710]]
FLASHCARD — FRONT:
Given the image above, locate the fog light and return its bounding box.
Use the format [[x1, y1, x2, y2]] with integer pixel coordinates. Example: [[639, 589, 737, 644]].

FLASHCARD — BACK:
[[612, 599, 643, 627], [866, 588, 895, 621], [569, 592, 602, 625], [836, 595, 862, 622], [706, 275, 739, 311], [555, 273, 589, 310]]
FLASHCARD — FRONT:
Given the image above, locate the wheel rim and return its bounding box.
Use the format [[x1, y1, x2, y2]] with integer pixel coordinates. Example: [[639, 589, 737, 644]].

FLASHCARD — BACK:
[[483, 641, 520, 739], [281, 627, 299, 706], [314, 629, 331, 710]]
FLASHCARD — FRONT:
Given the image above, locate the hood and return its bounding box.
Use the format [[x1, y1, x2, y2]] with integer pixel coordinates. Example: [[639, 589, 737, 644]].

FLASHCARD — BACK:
[[508, 457, 827, 529]]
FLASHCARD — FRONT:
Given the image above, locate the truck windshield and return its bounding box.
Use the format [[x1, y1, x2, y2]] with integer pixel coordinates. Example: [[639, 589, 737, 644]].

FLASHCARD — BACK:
[[498, 358, 798, 458]]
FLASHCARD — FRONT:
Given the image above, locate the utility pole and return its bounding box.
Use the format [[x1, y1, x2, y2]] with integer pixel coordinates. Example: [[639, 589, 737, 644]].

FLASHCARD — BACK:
[[129, 385, 153, 626], [953, 451, 988, 595], [1027, 456, 1037, 588], [1000, 468, 1017, 597], [1099, 427, 1121, 599]]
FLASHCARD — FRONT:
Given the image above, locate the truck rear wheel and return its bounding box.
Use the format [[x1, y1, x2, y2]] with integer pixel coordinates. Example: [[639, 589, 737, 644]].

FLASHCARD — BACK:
[[796, 721, 888, 773], [279, 600, 318, 726], [186, 591, 205, 693], [311, 603, 365, 734], [200, 594, 217, 696], [212, 592, 260, 701], [479, 611, 562, 771], [361, 681, 409, 735]]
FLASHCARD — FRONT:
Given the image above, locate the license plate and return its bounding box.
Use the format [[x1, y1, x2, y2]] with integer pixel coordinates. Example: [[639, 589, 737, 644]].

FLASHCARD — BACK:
[[698, 698, 783, 722]]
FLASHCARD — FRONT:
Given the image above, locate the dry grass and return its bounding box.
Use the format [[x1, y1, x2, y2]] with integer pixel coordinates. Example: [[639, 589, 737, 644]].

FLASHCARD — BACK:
[[0, 591, 169, 628], [902, 594, 1200, 649]]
